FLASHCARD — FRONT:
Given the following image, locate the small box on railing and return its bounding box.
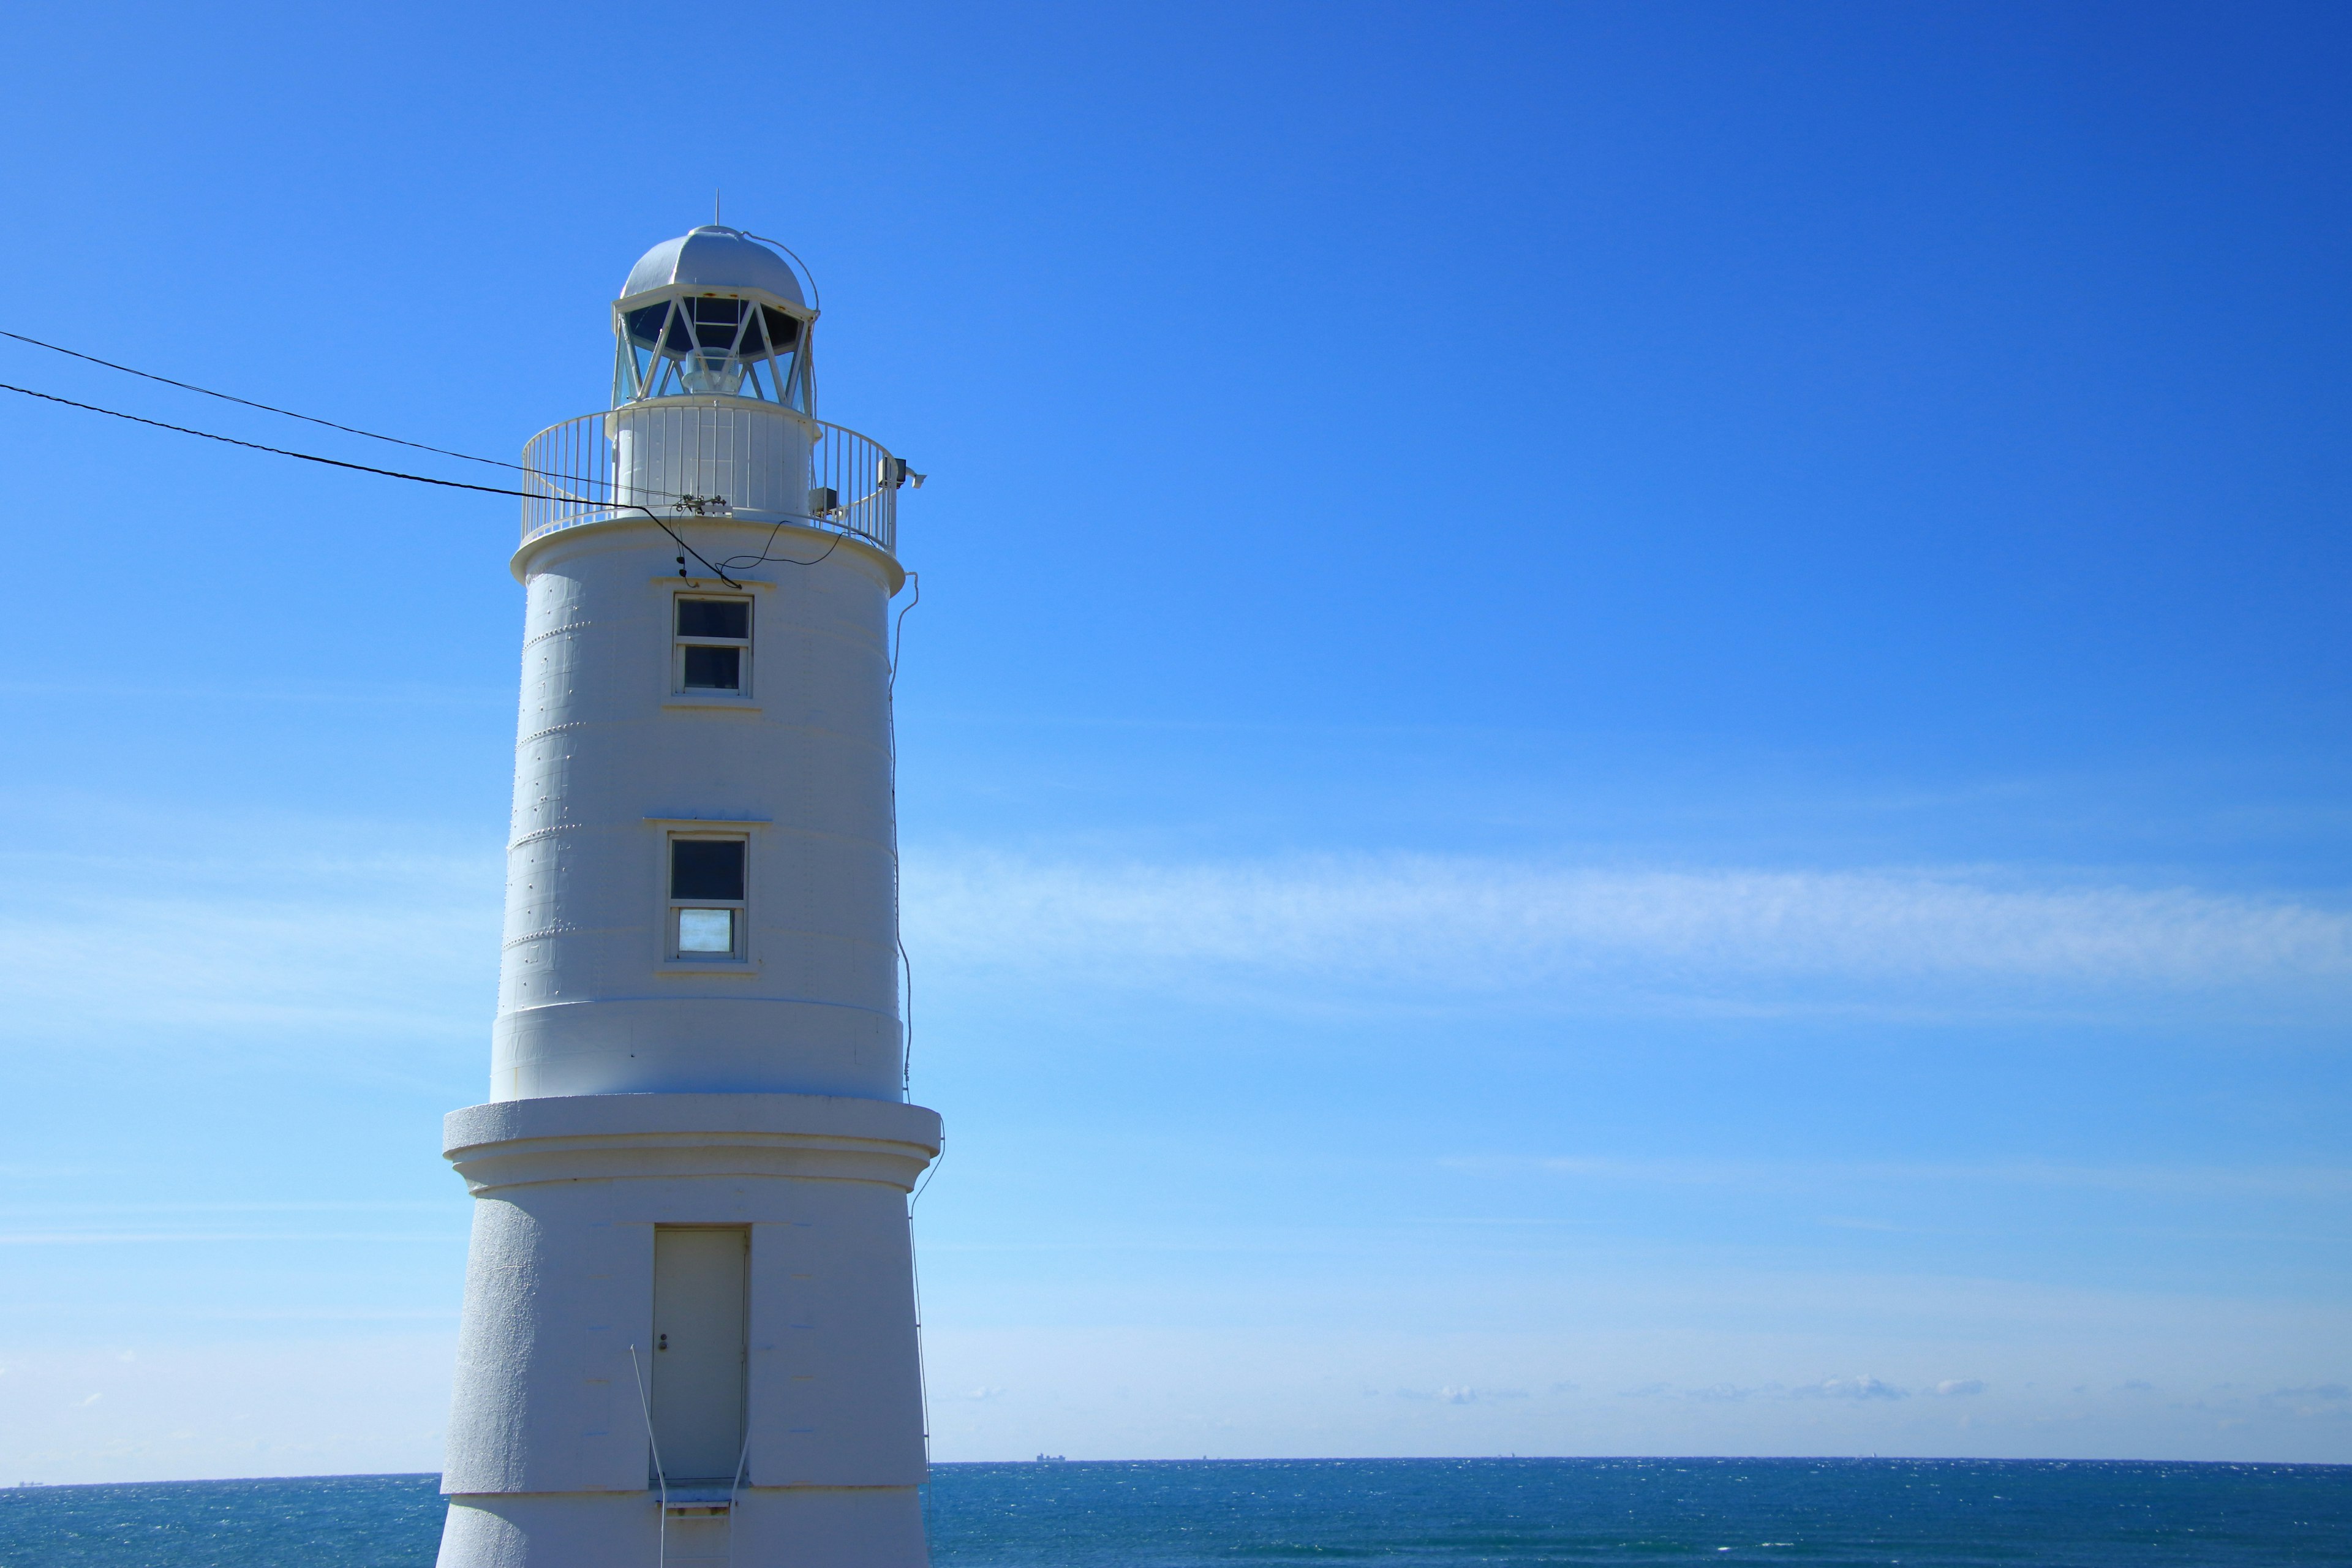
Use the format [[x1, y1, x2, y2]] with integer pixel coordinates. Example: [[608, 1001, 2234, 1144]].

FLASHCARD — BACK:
[[807, 486, 840, 516]]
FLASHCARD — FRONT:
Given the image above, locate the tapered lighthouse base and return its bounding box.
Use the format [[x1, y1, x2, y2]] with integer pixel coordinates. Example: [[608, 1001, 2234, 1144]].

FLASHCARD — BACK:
[[434, 1094, 940, 1568], [439, 1487, 926, 1567]]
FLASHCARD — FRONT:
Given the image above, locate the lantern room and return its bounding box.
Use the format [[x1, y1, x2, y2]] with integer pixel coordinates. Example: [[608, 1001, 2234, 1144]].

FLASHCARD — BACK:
[[612, 225, 816, 412]]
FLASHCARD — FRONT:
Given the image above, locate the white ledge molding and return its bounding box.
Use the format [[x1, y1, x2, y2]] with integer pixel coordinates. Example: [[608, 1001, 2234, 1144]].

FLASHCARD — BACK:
[[443, 1093, 941, 1194], [662, 694, 763, 712], [656, 575, 775, 590], [641, 816, 773, 828], [652, 958, 764, 978]]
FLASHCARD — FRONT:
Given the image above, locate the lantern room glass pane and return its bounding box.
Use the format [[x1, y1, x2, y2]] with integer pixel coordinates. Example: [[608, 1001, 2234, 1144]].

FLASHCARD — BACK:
[[688, 296, 744, 348], [624, 302, 674, 349]]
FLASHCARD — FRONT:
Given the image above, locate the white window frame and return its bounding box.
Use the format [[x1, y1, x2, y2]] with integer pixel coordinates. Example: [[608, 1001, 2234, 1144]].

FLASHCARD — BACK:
[[665, 831, 749, 965], [674, 592, 753, 698]]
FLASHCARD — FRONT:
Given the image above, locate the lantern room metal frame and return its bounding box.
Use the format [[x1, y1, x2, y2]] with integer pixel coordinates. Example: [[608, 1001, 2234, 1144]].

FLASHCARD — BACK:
[[612, 278, 817, 411]]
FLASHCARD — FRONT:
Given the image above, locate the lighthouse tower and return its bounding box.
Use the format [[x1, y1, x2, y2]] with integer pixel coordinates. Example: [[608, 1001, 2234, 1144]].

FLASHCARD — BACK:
[[435, 227, 938, 1568]]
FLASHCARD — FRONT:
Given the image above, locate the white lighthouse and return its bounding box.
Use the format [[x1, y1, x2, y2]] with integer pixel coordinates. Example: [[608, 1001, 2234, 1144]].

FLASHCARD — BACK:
[[435, 226, 938, 1568]]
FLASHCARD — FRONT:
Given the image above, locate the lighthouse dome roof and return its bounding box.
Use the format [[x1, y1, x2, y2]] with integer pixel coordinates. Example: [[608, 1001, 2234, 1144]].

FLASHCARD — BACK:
[[621, 226, 807, 309]]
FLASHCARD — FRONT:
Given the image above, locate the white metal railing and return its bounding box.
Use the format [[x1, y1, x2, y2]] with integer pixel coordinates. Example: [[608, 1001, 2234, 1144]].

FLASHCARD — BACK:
[[519, 401, 903, 556]]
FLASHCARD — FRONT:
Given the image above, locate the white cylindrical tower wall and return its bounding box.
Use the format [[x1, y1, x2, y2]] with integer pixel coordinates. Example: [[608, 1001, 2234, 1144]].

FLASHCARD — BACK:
[[494, 502, 905, 1101]]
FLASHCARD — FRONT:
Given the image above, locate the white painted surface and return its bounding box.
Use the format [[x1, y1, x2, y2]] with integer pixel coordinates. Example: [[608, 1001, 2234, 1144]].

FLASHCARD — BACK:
[[609, 399, 820, 522]]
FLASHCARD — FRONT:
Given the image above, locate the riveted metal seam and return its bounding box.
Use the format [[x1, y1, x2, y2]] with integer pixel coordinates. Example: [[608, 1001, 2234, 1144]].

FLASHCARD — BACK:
[[522, 620, 598, 650], [502, 922, 625, 949], [508, 823, 597, 850], [517, 721, 597, 747]]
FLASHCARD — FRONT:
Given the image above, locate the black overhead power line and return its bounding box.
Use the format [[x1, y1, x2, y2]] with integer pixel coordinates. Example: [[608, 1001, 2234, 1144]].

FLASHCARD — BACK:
[[1, 327, 527, 475], [0, 378, 744, 586], [0, 379, 537, 499], [0, 329, 872, 580]]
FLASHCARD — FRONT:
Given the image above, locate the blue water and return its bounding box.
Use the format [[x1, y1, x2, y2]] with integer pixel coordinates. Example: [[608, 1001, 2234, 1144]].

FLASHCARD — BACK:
[[1, 1459, 2345, 1566]]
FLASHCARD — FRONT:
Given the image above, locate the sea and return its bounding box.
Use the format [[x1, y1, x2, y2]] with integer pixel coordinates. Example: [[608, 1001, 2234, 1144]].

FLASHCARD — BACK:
[[1, 1458, 2345, 1566]]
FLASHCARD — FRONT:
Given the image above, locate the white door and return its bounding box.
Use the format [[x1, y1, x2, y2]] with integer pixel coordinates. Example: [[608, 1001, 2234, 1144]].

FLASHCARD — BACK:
[[651, 1227, 748, 1482]]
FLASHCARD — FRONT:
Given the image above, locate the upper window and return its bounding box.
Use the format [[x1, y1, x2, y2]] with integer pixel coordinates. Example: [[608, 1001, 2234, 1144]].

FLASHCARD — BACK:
[[676, 595, 751, 695]]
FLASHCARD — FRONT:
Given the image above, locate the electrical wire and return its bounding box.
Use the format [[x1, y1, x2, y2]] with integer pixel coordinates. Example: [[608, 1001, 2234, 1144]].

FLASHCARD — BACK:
[[714, 515, 840, 572], [0, 377, 745, 584], [889, 571, 921, 694], [628, 1344, 671, 1568], [0, 377, 934, 592], [1, 327, 529, 474], [0, 371, 666, 501], [889, 540, 936, 1536], [910, 1128, 946, 1208], [0, 326, 908, 570], [0, 378, 541, 497], [2, 324, 766, 516], [887, 571, 921, 1092], [905, 1174, 938, 1547], [740, 233, 821, 314]]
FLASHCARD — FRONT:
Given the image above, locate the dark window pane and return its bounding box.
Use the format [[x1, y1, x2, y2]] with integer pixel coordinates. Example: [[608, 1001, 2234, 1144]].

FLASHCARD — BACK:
[[625, 303, 672, 349], [682, 646, 741, 690], [761, 307, 801, 350], [677, 598, 750, 639], [649, 301, 691, 355], [671, 839, 745, 900], [690, 297, 744, 350]]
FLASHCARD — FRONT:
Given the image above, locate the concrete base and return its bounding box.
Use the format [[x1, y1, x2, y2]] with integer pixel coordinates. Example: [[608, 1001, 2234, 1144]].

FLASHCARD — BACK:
[[439, 1486, 926, 1568]]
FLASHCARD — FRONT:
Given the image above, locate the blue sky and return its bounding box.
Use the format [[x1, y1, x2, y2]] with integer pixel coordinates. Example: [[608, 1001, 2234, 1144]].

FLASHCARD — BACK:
[[0, 0, 2346, 1480]]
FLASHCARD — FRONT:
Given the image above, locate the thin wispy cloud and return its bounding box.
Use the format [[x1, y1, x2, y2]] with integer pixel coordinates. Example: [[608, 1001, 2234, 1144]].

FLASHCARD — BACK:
[[1621, 1378, 1982, 1403], [905, 850, 2352, 1012], [0, 1232, 462, 1246], [0, 677, 505, 707], [1455, 1155, 2352, 1199], [1803, 1376, 1909, 1401], [5, 826, 2344, 1074], [0, 827, 497, 1044]]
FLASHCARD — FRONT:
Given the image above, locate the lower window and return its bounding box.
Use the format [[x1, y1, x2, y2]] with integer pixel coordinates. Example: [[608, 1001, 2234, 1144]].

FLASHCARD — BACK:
[[668, 836, 746, 960]]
